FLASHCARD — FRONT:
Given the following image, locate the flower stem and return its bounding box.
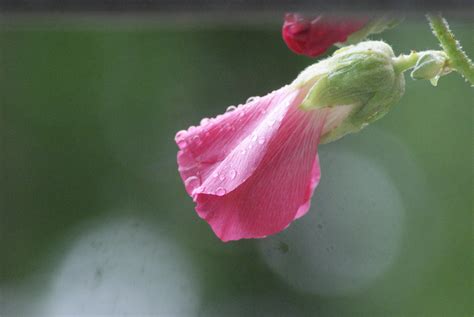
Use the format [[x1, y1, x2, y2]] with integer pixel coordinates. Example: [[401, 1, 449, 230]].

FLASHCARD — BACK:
[[392, 51, 420, 73], [427, 13, 474, 85]]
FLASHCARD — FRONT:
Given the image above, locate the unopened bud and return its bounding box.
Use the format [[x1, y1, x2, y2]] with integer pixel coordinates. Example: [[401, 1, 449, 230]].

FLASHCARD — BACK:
[[410, 51, 450, 86], [294, 41, 405, 143]]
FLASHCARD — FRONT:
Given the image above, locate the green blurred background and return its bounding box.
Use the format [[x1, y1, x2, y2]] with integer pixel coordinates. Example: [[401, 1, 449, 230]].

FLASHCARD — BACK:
[[1, 16, 472, 316]]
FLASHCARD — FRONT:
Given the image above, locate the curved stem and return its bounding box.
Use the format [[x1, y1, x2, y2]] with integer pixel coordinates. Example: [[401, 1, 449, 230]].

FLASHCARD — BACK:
[[427, 13, 474, 85], [392, 51, 420, 73]]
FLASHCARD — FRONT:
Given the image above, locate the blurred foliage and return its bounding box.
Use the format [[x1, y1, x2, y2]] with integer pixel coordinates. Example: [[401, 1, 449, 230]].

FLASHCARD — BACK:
[[0, 17, 472, 316]]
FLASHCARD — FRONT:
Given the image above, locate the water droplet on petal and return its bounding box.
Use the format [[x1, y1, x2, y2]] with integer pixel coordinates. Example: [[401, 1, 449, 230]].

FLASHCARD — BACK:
[[226, 105, 237, 112], [176, 130, 187, 140], [192, 135, 202, 145], [212, 171, 219, 178], [229, 169, 237, 180], [188, 125, 196, 132], [240, 149, 246, 155], [246, 96, 259, 103], [185, 176, 200, 189], [200, 118, 210, 125], [252, 134, 258, 142], [215, 187, 226, 195], [268, 119, 276, 127], [219, 174, 226, 181], [177, 140, 188, 148], [258, 137, 265, 144]]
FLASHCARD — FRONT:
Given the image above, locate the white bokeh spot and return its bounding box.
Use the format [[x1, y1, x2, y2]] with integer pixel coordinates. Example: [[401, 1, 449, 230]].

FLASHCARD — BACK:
[[259, 144, 407, 296], [42, 214, 200, 316]]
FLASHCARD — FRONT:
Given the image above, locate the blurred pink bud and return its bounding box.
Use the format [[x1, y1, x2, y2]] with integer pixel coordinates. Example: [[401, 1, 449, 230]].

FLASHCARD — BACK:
[[282, 13, 366, 57]]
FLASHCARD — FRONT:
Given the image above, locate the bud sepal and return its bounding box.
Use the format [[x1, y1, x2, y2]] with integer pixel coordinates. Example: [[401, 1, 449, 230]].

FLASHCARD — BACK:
[[410, 51, 451, 86], [294, 41, 405, 143]]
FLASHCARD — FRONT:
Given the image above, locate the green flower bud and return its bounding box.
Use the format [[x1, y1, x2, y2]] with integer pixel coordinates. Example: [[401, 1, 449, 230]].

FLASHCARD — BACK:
[[410, 51, 450, 86], [294, 41, 405, 143]]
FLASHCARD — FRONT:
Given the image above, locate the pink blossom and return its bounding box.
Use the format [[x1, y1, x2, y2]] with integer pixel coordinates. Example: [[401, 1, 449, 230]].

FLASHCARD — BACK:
[[175, 84, 348, 242], [175, 40, 405, 242]]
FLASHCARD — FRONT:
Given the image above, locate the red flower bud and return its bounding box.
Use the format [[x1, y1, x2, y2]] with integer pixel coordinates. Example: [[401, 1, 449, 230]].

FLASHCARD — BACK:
[[282, 13, 367, 57]]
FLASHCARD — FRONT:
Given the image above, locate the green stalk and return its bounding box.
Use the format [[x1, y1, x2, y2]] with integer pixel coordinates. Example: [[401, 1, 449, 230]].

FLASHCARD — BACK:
[[427, 13, 474, 86], [392, 51, 420, 74]]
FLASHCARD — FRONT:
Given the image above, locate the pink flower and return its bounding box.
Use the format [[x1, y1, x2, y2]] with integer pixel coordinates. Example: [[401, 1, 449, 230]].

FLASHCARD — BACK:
[[175, 40, 405, 242], [282, 13, 367, 57], [175, 85, 348, 242]]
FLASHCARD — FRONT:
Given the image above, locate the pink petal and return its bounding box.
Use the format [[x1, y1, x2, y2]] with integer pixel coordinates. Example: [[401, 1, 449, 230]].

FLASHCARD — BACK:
[[294, 154, 321, 220], [196, 105, 328, 242], [176, 85, 297, 197], [176, 85, 330, 241]]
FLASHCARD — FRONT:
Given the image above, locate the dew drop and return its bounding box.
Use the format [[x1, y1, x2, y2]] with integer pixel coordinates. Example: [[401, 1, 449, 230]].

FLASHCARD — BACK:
[[219, 173, 226, 181], [188, 125, 196, 132], [246, 96, 259, 103], [229, 169, 237, 180], [176, 130, 187, 140], [177, 140, 187, 148], [258, 137, 265, 144], [192, 135, 202, 145], [184, 176, 200, 189], [200, 118, 210, 125], [268, 119, 276, 127], [252, 134, 258, 142], [240, 149, 247, 155], [215, 187, 226, 195], [212, 171, 219, 178], [226, 105, 237, 112]]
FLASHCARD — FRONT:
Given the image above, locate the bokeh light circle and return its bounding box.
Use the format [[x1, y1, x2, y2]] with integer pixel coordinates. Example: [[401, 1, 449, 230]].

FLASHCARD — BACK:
[[43, 214, 200, 315], [259, 144, 405, 296]]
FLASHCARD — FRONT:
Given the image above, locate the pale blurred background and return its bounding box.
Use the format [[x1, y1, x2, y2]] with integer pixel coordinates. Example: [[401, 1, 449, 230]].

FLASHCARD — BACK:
[[0, 10, 472, 316]]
